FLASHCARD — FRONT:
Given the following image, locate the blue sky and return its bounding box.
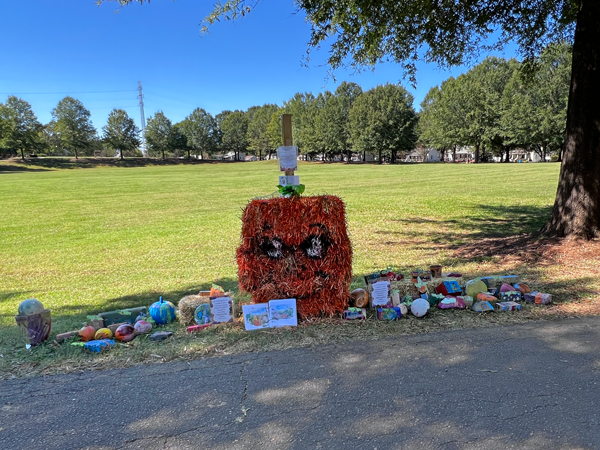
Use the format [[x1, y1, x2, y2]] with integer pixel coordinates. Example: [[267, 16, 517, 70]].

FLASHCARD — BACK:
[[0, 0, 518, 132]]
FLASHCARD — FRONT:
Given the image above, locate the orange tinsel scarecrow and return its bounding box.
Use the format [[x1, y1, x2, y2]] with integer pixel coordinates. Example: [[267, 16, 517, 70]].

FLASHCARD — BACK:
[[237, 195, 353, 319]]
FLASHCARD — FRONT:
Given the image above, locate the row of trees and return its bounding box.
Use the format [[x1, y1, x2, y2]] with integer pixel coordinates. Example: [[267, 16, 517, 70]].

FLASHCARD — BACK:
[[420, 42, 571, 163], [1, 45, 570, 163]]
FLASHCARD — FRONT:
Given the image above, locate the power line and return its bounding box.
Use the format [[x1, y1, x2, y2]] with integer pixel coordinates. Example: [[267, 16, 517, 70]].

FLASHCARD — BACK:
[[0, 90, 137, 95]]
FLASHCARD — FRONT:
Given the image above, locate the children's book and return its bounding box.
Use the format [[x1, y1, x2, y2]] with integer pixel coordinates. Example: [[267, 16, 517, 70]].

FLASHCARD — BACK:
[[242, 303, 270, 330], [268, 299, 298, 328], [243, 298, 298, 330]]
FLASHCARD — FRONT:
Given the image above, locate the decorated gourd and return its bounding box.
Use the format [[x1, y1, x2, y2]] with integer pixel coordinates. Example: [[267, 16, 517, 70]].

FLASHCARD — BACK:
[[115, 324, 136, 342], [134, 320, 152, 334], [95, 328, 113, 340], [149, 297, 176, 325]]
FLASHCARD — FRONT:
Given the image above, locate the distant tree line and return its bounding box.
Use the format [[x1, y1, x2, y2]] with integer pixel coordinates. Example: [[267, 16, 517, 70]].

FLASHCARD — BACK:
[[0, 43, 570, 163]]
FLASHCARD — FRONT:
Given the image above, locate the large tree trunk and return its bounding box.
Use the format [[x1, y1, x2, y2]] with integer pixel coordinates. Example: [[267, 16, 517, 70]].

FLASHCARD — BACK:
[[74, 148, 78, 160], [542, 0, 600, 239], [504, 147, 510, 163], [120, 149, 124, 161], [452, 145, 456, 163], [474, 143, 480, 163]]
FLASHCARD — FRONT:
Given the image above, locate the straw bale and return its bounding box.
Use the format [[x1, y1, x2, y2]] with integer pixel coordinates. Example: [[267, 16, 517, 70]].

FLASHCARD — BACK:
[[237, 195, 352, 319]]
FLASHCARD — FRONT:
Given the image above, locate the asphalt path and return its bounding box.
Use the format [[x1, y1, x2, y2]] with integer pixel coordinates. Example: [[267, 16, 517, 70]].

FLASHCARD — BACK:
[[2, 317, 600, 450]]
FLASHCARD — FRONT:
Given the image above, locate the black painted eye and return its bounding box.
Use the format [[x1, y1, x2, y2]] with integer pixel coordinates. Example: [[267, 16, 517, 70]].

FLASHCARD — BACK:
[[301, 234, 330, 259], [259, 238, 284, 259]]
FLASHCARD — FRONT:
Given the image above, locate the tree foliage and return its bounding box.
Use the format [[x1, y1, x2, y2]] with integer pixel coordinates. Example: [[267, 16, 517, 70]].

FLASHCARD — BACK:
[[102, 109, 141, 160], [145, 111, 173, 159], [0, 96, 43, 160], [221, 110, 249, 160], [349, 83, 418, 163], [180, 107, 217, 159], [51, 97, 96, 159]]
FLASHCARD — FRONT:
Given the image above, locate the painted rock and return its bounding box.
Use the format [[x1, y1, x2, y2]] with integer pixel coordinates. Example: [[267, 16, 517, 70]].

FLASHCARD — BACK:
[[149, 297, 176, 325], [134, 320, 152, 334], [499, 283, 514, 293], [94, 328, 113, 340], [79, 325, 97, 342], [18, 298, 45, 316], [84, 339, 115, 353], [411, 298, 430, 318], [114, 324, 136, 342], [349, 288, 369, 308], [150, 331, 173, 341], [194, 303, 211, 325], [466, 279, 488, 298], [515, 283, 531, 294]]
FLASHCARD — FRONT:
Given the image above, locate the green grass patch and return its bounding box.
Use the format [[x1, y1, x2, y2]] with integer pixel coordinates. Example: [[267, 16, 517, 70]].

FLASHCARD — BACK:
[[0, 159, 568, 377]]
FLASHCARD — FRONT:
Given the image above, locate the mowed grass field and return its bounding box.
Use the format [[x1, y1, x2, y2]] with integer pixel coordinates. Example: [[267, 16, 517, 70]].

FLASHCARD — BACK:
[[3, 158, 593, 378]]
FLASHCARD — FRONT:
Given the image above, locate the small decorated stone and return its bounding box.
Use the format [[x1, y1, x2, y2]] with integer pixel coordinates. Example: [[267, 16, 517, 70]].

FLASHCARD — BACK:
[[79, 326, 97, 342], [150, 331, 173, 341], [94, 328, 113, 340], [84, 339, 115, 353], [134, 320, 152, 334], [115, 324, 136, 342]]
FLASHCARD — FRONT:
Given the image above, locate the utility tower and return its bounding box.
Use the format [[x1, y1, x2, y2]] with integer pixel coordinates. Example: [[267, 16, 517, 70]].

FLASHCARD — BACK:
[[137, 81, 147, 155]]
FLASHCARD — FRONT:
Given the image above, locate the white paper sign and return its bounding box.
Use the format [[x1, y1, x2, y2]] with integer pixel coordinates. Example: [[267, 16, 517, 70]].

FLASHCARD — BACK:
[[211, 297, 233, 323], [371, 281, 390, 306], [278, 175, 300, 186], [277, 146, 298, 171]]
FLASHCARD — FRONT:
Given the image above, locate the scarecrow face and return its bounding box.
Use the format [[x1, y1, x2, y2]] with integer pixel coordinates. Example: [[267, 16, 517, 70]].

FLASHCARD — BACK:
[[237, 196, 353, 318]]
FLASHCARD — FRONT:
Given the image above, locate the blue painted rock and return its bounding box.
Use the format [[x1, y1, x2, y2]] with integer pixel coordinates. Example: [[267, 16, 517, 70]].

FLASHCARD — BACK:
[[18, 298, 45, 316], [194, 303, 211, 325], [84, 339, 115, 353], [149, 297, 176, 325], [134, 320, 152, 334], [114, 324, 136, 342]]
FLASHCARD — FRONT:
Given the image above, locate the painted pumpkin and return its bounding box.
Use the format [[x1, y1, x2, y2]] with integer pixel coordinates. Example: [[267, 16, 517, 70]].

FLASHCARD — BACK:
[[79, 325, 97, 342], [114, 324, 136, 342], [94, 328, 113, 340], [134, 320, 152, 334], [149, 297, 176, 325], [237, 196, 352, 318]]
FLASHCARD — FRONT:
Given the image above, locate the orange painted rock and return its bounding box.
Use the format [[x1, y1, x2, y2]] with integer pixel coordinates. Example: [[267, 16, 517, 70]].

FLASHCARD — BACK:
[[94, 328, 113, 340], [515, 283, 531, 294], [477, 292, 497, 302], [79, 326, 97, 342]]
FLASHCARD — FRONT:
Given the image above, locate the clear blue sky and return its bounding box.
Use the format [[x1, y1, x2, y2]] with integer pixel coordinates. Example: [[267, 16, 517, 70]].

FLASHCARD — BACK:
[[0, 0, 518, 132]]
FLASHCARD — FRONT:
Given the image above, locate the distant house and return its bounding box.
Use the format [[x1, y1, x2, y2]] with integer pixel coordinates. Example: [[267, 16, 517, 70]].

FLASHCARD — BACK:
[[405, 148, 440, 162], [245, 155, 258, 161], [223, 151, 246, 161], [447, 148, 474, 162]]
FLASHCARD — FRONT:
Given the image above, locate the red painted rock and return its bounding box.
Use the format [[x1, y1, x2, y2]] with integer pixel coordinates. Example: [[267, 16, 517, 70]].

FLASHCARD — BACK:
[[79, 326, 97, 342], [114, 324, 136, 342]]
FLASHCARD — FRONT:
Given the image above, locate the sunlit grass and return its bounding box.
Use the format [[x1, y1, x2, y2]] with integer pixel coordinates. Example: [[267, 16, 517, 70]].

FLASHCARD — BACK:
[[0, 159, 568, 377]]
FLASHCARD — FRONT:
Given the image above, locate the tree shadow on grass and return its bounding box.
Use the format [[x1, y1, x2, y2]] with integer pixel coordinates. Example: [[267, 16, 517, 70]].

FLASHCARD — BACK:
[[388, 204, 553, 241], [7, 157, 240, 171], [0, 164, 50, 173]]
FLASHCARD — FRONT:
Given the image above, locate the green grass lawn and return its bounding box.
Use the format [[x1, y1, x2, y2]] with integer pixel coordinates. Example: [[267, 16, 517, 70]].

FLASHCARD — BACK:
[[0, 159, 566, 377]]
